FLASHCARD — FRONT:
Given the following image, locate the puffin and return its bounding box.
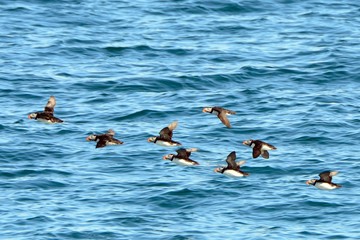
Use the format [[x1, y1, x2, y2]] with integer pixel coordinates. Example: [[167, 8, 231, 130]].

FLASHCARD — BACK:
[[163, 148, 199, 166], [306, 171, 342, 190], [202, 106, 236, 128], [214, 151, 249, 177], [28, 96, 63, 123], [242, 139, 276, 159], [86, 129, 124, 148], [147, 121, 182, 147]]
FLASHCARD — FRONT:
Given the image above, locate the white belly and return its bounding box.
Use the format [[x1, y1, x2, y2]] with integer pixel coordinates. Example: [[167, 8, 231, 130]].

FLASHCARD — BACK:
[[37, 118, 53, 124], [261, 145, 274, 151], [315, 182, 337, 190], [172, 158, 197, 166], [156, 141, 180, 147], [223, 169, 245, 178]]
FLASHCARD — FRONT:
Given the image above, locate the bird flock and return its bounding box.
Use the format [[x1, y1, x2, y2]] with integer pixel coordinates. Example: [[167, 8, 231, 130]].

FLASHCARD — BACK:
[[28, 96, 342, 190]]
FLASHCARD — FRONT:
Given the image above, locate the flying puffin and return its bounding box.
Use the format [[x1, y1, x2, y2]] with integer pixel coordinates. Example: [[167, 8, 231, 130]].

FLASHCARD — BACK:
[[306, 171, 342, 190], [147, 121, 181, 147], [86, 129, 124, 148], [214, 151, 249, 177], [163, 148, 199, 166], [242, 139, 276, 159], [28, 96, 63, 123], [202, 106, 236, 128]]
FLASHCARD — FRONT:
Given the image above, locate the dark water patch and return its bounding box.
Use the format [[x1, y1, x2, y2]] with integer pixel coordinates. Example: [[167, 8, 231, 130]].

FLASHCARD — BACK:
[[57, 231, 120, 240], [0, 169, 72, 179], [292, 135, 334, 144], [110, 109, 165, 121], [304, 200, 343, 208], [26, 215, 54, 223], [62, 38, 105, 46], [59, 46, 105, 58], [72, 81, 119, 92], [103, 44, 161, 57], [13, 179, 69, 190], [247, 166, 287, 175], [4, 6, 32, 12]]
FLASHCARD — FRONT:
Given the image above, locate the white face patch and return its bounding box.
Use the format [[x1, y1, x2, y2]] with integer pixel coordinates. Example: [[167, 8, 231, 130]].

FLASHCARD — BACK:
[[250, 142, 255, 148]]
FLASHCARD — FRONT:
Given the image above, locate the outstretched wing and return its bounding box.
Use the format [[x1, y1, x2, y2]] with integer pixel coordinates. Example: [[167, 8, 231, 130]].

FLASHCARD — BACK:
[[224, 109, 236, 115], [106, 129, 115, 136], [218, 111, 231, 128], [176, 148, 189, 159], [261, 150, 270, 159], [252, 147, 261, 158], [159, 121, 178, 140], [44, 96, 56, 113], [96, 137, 107, 148], [159, 127, 172, 140], [226, 151, 238, 169], [319, 171, 338, 183], [167, 121, 178, 131]]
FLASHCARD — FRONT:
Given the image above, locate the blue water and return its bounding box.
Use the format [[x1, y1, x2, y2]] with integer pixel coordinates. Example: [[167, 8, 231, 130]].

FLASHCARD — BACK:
[[1, 0, 360, 239]]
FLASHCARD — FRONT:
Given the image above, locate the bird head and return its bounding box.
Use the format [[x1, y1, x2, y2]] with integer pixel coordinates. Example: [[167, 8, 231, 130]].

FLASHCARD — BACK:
[[86, 135, 97, 141], [306, 179, 316, 185], [202, 107, 212, 113], [147, 136, 157, 143], [163, 154, 175, 161], [242, 140, 253, 146], [28, 113, 37, 119]]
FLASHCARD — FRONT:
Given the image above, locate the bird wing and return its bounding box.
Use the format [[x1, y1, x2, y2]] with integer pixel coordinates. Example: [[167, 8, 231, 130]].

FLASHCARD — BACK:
[[96, 137, 107, 148], [159, 127, 172, 140], [110, 137, 123, 145], [44, 96, 56, 114], [319, 171, 338, 183], [167, 121, 178, 131], [225, 109, 236, 115], [261, 150, 270, 159], [218, 111, 231, 128], [237, 160, 246, 167], [106, 129, 115, 136], [226, 151, 238, 169], [212, 106, 223, 111], [176, 148, 189, 159], [185, 148, 198, 158], [252, 147, 261, 158]]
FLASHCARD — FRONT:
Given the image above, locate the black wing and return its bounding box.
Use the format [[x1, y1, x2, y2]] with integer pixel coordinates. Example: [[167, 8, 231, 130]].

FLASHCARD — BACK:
[[44, 96, 56, 114], [106, 129, 115, 136], [176, 148, 190, 159], [159, 127, 172, 140], [225, 151, 238, 170], [252, 140, 263, 158], [218, 111, 231, 128], [96, 137, 107, 148], [319, 171, 333, 183]]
